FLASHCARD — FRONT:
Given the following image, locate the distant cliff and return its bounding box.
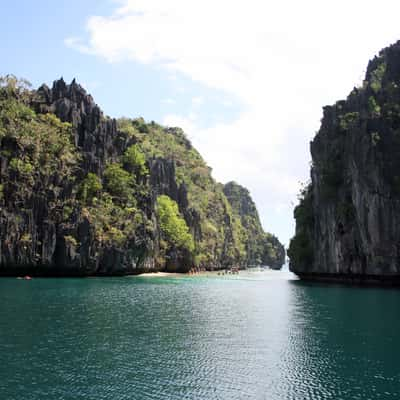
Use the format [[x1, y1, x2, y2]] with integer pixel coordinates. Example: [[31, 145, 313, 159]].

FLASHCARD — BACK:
[[0, 76, 284, 276], [223, 182, 285, 269], [288, 41, 400, 283]]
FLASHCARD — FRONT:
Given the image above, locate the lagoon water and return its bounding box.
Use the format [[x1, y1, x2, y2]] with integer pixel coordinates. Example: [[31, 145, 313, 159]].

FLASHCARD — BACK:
[[0, 270, 399, 400]]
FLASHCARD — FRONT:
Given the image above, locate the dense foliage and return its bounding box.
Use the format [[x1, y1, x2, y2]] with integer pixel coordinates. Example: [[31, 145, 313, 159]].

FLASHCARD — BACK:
[[156, 195, 194, 252], [117, 118, 252, 268], [0, 76, 79, 219]]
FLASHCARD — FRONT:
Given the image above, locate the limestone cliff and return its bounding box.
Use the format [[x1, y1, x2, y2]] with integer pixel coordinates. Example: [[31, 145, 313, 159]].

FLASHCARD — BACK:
[[0, 76, 283, 276], [288, 41, 400, 283]]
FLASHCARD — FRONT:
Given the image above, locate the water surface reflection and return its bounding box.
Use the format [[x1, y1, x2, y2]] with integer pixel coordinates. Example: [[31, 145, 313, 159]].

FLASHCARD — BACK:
[[0, 272, 399, 399]]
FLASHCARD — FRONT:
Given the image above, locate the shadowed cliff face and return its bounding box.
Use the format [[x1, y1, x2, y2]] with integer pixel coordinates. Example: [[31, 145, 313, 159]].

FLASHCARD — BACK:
[[0, 77, 283, 276], [288, 41, 400, 283]]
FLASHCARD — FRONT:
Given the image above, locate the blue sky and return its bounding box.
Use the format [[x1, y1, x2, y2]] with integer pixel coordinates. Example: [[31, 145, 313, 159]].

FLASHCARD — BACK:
[[1, 0, 241, 123], [2, 1, 400, 246]]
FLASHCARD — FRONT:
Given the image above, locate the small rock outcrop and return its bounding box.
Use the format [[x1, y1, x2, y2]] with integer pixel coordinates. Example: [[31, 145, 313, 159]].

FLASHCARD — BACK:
[[288, 41, 400, 283]]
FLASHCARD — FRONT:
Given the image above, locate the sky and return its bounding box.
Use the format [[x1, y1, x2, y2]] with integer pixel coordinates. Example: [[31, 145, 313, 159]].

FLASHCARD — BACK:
[[2, 0, 400, 245]]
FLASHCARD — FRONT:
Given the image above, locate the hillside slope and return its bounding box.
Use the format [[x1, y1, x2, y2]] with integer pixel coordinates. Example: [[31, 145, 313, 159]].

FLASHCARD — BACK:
[[223, 181, 285, 269], [0, 76, 284, 275]]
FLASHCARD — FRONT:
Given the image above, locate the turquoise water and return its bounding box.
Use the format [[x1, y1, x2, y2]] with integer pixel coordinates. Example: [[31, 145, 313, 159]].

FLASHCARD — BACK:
[[0, 270, 399, 399]]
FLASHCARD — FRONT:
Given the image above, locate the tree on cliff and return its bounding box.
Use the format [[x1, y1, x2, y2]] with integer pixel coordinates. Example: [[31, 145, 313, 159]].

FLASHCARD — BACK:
[[156, 195, 194, 252]]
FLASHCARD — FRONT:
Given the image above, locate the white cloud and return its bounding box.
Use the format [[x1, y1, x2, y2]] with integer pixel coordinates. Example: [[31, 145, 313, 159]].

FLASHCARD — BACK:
[[67, 0, 400, 244], [191, 96, 204, 107], [162, 98, 176, 105], [64, 37, 93, 54]]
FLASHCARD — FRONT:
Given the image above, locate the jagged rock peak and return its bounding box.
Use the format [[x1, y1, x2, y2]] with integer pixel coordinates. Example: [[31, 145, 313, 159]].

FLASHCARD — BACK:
[[35, 78, 96, 112]]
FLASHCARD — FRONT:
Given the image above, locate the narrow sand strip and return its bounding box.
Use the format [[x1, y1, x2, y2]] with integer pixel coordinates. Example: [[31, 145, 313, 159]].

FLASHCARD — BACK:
[[135, 272, 183, 278]]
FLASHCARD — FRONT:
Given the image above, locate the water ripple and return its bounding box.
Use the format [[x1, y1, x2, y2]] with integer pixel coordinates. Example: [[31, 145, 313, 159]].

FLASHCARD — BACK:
[[0, 273, 399, 399]]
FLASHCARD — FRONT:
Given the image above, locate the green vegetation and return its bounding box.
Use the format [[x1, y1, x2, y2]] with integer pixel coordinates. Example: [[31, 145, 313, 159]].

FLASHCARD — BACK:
[[368, 96, 381, 117], [83, 161, 150, 249], [339, 112, 359, 131], [104, 163, 134, 202], [287, 184, 314, 268], [293, 185, 314, 227], [122, 144, 148, 177], [132, 117, 150, 134], [156, 195, 194, 252], [95, 117, 261, 266], [105, 118, 285, 267], [0, 76, 78, 200], [79, 173, 102, 204], [0, 75, 284, 273], [222, 181, 284, 267], [118, 118, 253, 267], [85, 193, 145, 247], [117, 117, 138, 137], [64, 235, 79, 247], [370, 61, 386, 93]]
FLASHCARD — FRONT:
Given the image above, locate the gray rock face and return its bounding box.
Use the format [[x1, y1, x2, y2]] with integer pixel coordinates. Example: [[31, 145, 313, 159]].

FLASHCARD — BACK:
[[0, 79, 188, 275], [0, 77, 282, 276], [288, 41, 400, 283], [35, 78, 122, 174]]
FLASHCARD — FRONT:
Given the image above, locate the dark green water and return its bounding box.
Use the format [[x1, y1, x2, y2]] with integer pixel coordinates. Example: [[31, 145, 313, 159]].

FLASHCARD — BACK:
[[0, 271, 399, 400]]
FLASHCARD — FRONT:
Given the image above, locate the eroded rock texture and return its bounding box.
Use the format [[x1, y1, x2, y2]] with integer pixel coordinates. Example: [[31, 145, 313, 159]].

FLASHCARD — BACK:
[[289, 41, 400, 283], [0, 77, 284, 276]]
